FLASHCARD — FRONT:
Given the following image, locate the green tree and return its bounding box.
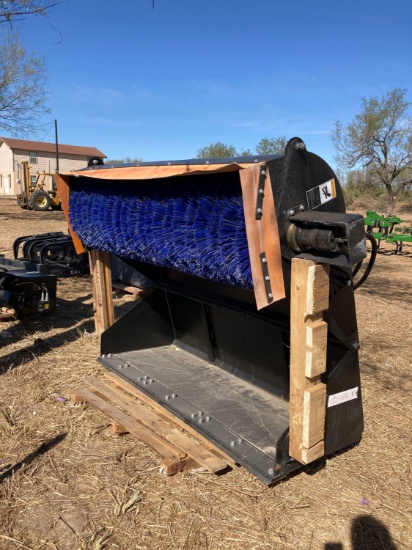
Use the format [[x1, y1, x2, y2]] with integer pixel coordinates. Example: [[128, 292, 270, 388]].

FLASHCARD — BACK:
[[106, 156, 143, 165], [346, 167, 381, 191], [239, 148, 253, 156], [0, 1, 63, 25], [0, 32, 49, 135], [332, 88, 412, 215], [255, 136, 287, 155], [197, 142, 238, 158]]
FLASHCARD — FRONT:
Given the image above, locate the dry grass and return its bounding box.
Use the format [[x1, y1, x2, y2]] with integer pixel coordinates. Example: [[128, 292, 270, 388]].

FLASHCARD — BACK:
[[0, 197, 411, 550]]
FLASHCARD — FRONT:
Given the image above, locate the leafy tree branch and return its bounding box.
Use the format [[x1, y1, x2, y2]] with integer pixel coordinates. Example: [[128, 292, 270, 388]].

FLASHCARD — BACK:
[[332, 88, 412, 214]]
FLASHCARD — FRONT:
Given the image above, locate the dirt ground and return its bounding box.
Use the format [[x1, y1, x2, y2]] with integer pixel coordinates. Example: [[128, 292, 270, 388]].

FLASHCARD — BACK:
[[0, 197, 411, 550]]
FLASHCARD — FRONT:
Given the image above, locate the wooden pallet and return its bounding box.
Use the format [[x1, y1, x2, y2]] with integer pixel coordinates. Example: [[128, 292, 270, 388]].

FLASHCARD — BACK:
[[71, 374, 232, 477], [111, 281, 149, 300], [0, 307, 15, 321]]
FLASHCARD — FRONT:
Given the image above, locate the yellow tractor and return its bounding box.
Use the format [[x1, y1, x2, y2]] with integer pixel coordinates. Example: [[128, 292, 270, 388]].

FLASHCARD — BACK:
[[17, 161, 61, 211]]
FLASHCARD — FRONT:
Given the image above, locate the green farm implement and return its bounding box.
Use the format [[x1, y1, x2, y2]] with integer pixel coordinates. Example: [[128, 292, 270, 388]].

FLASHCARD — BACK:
[[364, 211, 412, 254]]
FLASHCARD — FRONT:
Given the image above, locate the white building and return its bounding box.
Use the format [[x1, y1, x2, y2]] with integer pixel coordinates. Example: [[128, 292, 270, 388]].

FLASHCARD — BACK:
[[0, 137, 106, 196]]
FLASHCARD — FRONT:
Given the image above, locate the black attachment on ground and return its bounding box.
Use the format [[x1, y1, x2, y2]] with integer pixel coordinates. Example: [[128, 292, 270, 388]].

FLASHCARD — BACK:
[[0, 256, 57, 320], [69, 138, 370, 484], [13, 232, 89, 277]]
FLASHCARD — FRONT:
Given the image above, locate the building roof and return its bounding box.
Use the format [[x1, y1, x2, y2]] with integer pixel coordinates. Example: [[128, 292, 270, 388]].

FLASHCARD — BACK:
[[0, 137, 106, 158]]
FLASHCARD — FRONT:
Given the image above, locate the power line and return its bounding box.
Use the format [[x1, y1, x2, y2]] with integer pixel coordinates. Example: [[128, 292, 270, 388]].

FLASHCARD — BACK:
[[39, 120, 55, 142]]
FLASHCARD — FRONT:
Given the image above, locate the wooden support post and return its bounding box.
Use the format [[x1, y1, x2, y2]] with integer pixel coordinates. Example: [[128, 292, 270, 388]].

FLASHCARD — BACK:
[[89, 250, 114, 335], [289, 258, 329, 464]]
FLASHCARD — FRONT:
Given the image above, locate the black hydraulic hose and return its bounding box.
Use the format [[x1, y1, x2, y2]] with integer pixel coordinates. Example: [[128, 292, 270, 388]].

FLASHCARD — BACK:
[[351, 259, 363, 279], [353, 232, 377, 290]]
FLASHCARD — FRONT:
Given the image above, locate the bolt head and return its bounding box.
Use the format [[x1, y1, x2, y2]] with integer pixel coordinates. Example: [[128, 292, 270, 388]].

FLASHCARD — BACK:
[[268, 468, 275, 476], [230, 441, 236, 447]]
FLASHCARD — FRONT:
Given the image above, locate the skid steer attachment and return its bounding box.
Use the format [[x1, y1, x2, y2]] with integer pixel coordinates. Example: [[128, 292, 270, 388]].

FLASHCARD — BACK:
[[55, 138, 369, 484]]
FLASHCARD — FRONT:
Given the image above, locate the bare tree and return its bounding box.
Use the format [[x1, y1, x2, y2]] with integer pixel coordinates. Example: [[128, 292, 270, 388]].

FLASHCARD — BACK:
[[0, 32, 49, 135], [332, 88, 412, 215], [0, 1, 63, 25]]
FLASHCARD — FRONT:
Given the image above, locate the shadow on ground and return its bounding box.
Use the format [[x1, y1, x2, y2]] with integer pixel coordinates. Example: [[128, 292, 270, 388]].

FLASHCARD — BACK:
[[0, 433, 67, 483], [325, 515, 397, 549]]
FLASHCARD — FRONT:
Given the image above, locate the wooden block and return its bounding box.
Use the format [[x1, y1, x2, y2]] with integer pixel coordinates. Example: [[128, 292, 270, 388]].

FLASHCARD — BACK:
[[160, 456, 199, 476], [85, 376, 228, 474], [71, 391, 88, 403], [73, 387, 184, 461], [302, 384, 326, 449], [110, 420, 128, 435], [301, 440, 325, 465], [104, 371, 236, 465], [306, 264, 330, 315], [305, 320, 328, 378]]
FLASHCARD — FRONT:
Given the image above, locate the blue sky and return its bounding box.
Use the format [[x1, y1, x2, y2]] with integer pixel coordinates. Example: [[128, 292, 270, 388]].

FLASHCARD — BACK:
[[15, 0, 412, 170]]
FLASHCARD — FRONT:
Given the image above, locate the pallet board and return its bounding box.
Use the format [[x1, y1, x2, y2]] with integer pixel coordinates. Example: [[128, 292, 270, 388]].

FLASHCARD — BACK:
[[111, 282, 149, 300], [0, 307, 15, 321], [104, 372, 236, 466], [71, 374, 229, 477], [289, 258, 329, 464]]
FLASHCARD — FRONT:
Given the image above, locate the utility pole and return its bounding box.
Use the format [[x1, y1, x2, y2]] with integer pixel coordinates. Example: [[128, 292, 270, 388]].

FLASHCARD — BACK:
[[55, 119, 60, 173]]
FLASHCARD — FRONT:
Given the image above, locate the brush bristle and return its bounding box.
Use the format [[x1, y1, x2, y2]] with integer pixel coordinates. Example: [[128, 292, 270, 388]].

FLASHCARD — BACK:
[[69, 173, 253, 288]]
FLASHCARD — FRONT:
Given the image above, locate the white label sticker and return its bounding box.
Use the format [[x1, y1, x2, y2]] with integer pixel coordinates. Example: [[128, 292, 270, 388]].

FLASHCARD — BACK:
[[306, 178, 337, 209], [327, 387, 359, 407]]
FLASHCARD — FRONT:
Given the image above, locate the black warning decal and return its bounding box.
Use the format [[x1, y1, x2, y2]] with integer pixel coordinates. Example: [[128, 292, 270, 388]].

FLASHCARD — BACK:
[[306, 178, 336, 210]]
